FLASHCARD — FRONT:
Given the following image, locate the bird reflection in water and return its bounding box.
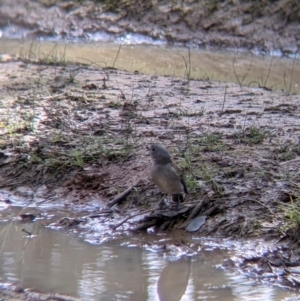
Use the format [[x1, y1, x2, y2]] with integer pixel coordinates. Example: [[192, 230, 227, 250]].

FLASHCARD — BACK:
[[157, 257, 191, 301]]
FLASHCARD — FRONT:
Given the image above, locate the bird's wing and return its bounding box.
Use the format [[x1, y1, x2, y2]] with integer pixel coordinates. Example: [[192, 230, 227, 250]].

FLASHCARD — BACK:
[[171, 163, 188, 194]]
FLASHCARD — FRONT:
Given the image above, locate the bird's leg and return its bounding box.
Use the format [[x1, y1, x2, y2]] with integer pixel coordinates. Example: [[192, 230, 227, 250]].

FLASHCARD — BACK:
[[172, 194, 182, 209]]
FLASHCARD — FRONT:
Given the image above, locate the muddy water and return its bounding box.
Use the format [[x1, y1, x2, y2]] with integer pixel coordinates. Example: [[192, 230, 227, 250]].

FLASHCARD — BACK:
[[0, 220, 297, 301], [0, 39, 299, 94]]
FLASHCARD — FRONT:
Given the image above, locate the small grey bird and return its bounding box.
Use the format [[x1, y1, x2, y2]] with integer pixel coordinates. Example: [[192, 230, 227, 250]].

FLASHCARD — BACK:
[[150, 144, 188, 207]]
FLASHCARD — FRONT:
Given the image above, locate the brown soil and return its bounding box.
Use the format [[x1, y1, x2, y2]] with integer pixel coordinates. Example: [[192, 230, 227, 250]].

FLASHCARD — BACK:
[[1, 1, 300, 299], [0, 0, 299, 54], [1, 57, 300, 293]]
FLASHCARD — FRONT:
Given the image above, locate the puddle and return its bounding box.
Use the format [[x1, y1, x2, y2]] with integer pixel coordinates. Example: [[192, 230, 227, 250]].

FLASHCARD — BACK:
[[0, 38, 299, 94], [0, 219, 298, 301]]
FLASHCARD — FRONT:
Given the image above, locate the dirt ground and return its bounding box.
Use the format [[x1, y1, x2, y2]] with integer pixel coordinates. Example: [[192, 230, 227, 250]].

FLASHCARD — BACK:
[[0, 57, 300, 292], [0, 0, 299, 55], [0, 0, 300, 298]]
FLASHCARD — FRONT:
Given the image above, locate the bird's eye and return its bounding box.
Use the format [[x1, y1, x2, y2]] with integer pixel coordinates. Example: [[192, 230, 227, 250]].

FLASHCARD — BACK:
[[151, 147, 155, 151]]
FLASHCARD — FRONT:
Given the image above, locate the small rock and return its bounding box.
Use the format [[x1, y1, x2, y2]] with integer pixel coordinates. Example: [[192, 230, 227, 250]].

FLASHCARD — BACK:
[[186, 215, 207, 232]]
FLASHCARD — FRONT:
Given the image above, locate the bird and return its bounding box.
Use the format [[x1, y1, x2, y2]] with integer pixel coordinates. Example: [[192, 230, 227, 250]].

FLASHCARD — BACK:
[[149, 143, 188, 207]]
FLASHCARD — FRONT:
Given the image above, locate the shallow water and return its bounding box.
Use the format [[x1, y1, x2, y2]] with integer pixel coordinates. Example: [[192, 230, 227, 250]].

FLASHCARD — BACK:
[[0, 219, 298, 301], [0, 39, 299, 94]]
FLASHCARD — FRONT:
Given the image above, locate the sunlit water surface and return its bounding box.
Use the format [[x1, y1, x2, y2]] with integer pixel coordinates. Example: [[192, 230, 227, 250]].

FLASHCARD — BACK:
[[0, 220, 298, 301], [0, 39, 299, 94]]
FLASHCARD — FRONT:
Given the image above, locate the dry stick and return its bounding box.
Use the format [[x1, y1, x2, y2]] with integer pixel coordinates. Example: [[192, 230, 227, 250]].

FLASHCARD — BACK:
[[62, 42, 67, 62], [44, 42, 59, 63], [247, 198, 274, 215], [159, 95, 173, 116], [241, 106, 250, 133], [187, 46, 191, 84], [240, 93, 257, 134], [263, 55, 273, 88], [180, 196, 209, 228], [202, 204, 218, 216], [232, 57, 242, 90], [187, 196, 209, 220], [291, 181, 300, 190], [112, 207, 157, 230], [113, 199, 197, 230], [220, 85, 227, 115], [28, 40, 35, 60], [77, 57, 109, 80], [77, 57, 107, 68], [131, 220, 157, 231], [288, 53, 297, 95], [181, 54, 188, 79], [223, 196, 275, 215], [283, 72, 288, 92], [280, 157, 300, 166], [242, 54, 254, 83], [248, 80, 263, 88], [180, 47, 191, 94], [112, 43, 122, 68], [232, 56, 254, 91], [107, 180, 141, 207]]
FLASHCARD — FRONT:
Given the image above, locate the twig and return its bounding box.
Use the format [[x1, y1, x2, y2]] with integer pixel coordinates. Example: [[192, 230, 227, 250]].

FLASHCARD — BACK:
[[248, 80, 262, 88], [232, 57, 242, 90], [112, 207, 157, 229], [187, 46, 191, 84], [113, 43, 122, 68], [280, 157, 300, 166], [107, 180, 140, 207], [202, 204, 218, 216], [76, 57, 109, 80], [232, 56, 254, 91], [250, 199, 274, 214], [130, 220, 157, 231], [180, 196, 210, 228], [220, 85, 227, 115], [181, 55, 188, 78], [263, 55, 273, 87], [181, 47, 191, 90], [186, 196, 208, 221], [242, 54, 253, 83], [288, 53, 297, 95], [224, 197, 274, 215]]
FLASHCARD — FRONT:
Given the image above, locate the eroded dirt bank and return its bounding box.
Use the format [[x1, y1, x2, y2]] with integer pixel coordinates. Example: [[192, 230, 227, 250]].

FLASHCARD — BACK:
[[0, 0, 299, 55], [0, 58, 300, 292]]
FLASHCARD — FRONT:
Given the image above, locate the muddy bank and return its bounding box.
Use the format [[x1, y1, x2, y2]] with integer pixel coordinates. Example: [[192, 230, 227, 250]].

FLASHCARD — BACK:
[[0, 283, 80, 301], [0, 57, 300, 290], [0, 0, 299, 55]]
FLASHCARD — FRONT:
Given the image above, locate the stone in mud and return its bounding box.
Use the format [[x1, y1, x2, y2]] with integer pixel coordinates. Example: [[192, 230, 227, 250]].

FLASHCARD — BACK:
[[186, 215, 207, 232]]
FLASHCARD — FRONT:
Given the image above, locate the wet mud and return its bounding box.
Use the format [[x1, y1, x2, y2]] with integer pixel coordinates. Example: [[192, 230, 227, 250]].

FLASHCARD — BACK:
[[0, 283, 80, 301], [0, 56, 300, 295], [1, 1, 300, 299]]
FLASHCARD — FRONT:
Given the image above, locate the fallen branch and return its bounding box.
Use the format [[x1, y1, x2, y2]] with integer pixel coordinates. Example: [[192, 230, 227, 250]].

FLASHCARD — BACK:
[[280, 158, 300, 166], [130, 220, 157, 231], [107, 180, 140, 207], [112, 207, 156, 229], [180, 196, 210, 228]]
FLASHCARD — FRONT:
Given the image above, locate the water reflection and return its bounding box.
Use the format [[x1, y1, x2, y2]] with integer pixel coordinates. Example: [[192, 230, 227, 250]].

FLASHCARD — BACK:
[[0, 221, 298, 301], [157, 257, 191, 301]]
